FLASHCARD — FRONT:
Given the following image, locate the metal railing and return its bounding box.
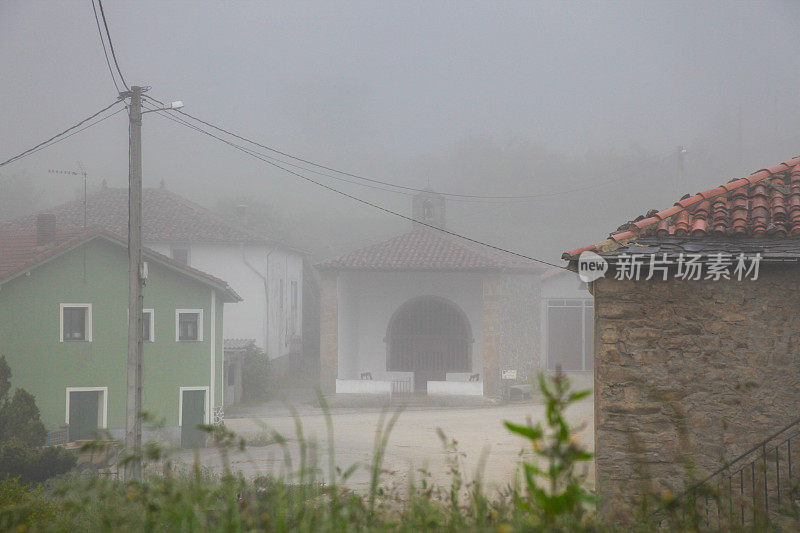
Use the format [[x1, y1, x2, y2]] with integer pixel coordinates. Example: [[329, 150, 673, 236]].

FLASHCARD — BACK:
[[663, 417, 800, 528], [391, 377, 413, 395]]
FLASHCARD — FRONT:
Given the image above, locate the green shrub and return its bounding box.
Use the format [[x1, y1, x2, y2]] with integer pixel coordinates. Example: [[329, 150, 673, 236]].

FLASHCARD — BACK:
[[0, 439, 77, 484], [0, 355, 77, 483], [241, 346, 273, 402], [505, 371, 596, 529]]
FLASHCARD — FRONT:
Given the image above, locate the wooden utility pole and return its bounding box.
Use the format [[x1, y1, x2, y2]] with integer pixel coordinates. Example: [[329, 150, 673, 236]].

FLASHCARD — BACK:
[[124, 85, 144, 480]]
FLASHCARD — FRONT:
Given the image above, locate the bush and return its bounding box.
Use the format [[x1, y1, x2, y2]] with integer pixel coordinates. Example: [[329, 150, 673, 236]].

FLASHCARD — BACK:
[[0, 439, 76, 484], [0, 355, 77, 483], [241, 346, 273, 402], [0, 389, 46, 447]]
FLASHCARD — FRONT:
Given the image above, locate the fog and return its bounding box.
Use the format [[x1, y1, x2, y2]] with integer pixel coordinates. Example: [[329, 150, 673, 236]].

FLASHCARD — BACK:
[[2, 1, 799, 261], [1, 2, 800, 512]]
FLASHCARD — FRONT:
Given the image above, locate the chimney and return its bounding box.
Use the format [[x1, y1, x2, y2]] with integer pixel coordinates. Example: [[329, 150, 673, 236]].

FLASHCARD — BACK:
[[36, 213, 57, 246]]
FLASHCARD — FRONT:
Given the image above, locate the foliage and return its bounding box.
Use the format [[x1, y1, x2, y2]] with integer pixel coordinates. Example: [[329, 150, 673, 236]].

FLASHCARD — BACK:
[[0, 356, 77, 483], [0, 373, 796, 531], [0, 439, 77, 484], [241, 345, 274, 402], [504, 371, 596, 529], [0, 355, 46, 446], [0, 389, 47, 448]]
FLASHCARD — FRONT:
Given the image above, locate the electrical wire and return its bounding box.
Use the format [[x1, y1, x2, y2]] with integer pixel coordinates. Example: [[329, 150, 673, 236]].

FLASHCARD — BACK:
[[163, 104, 674, 201], [97, 0, 128, 91], [145, 102, 564, 269], [0, 100, 123, 167], [21, 107, 126, 161], [90, 0, 120, 93]]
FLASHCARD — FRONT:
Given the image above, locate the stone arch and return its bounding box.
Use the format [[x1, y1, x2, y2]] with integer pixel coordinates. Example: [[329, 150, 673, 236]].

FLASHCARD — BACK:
[[385, 295, 474, 391]]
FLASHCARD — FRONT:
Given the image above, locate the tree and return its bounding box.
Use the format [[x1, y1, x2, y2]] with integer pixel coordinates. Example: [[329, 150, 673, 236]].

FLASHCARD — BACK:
[[0, 356, 75, 482]]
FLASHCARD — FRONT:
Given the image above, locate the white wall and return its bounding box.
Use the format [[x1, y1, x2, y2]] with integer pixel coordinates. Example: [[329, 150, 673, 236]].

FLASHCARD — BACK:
[[146, 242, 304, 359], [336, 271, 484, 379], [539, 270, 593, 371]]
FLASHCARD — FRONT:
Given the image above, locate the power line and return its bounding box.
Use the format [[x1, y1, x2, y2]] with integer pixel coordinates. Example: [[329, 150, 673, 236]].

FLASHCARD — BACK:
[[97, 0, 128, 91], [153, 100, 673, 201], [145, 102, 564, 269], [90, 0, 120, 93], [0, 100, 123, 167], [23, 107, 126, 161]]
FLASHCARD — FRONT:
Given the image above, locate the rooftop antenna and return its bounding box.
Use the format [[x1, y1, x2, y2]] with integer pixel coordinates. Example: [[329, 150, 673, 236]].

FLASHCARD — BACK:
[[49, 162, 88, 228]]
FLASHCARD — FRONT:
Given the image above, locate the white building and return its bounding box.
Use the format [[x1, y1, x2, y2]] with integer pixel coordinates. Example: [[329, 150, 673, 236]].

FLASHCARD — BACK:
[[317, 191, 543, 398], [0, 183, 318, 365]]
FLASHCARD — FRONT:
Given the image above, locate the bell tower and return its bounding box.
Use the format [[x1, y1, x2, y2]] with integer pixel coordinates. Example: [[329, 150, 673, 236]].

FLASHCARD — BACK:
[[411, 189, 446, 229]]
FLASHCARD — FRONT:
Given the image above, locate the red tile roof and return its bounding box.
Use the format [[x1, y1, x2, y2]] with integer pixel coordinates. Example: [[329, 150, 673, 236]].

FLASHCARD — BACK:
[[0, 227, 241, 301], [563, 156, 800, 260], [0, 185, 269, 245], [318, 228, 540, 272]]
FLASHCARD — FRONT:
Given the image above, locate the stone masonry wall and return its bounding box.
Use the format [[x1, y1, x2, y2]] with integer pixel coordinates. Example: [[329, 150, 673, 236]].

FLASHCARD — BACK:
[[498, 274, 542, 381], [594, 265, 800, 518], [319, 271, 338, 394]]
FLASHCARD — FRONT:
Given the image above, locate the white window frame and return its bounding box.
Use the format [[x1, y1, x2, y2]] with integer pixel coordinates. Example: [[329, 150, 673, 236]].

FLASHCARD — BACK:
[[178, 386, 210, 426], [143, 309, 155, 342], [65, 386, 108, 428], [60, 303, 92, 342], [175, 309, 203, 342]]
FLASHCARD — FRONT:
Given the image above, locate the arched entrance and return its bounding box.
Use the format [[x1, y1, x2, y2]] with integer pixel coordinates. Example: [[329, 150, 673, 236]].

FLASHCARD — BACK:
[[385, 296, 473, 392]]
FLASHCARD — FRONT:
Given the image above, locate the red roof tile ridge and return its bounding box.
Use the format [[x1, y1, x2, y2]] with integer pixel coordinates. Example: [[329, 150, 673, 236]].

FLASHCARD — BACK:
[[318, 227, 538, 271], [562, 156, 800, 260]]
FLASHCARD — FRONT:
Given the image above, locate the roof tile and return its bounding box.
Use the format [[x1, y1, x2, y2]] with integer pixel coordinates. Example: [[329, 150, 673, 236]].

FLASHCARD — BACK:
[[318, 229, 539, 272], [563, 156, 800, 259], [0, 186, 268, 244]]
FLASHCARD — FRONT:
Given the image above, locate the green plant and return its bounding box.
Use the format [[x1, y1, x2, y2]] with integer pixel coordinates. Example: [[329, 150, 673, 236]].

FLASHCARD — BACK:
[[0, 356, 77, 483], [241, 346, 274, 402], [504, 371, 596, 529]]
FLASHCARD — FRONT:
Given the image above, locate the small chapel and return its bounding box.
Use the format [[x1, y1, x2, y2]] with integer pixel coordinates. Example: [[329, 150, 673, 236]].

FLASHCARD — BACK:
[[316, 191, 543, 398]]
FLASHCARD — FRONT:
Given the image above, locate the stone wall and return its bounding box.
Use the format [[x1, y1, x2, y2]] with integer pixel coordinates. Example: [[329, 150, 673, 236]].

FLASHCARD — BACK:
[[498, 274, 542, 380], [319, 271, 338, 394], [593, 265, 800, 518]]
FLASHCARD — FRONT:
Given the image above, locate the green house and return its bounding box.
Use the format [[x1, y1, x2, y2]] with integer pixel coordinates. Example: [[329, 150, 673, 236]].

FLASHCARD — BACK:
[[0, 220, 241, 446]]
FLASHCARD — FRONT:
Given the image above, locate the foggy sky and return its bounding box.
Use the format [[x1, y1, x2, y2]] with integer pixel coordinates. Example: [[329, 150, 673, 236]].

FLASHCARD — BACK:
[[2, 1, 799, 262]]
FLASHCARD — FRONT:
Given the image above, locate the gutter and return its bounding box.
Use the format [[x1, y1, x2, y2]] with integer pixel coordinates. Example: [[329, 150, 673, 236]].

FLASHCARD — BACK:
[[242, 244, 273, 352]]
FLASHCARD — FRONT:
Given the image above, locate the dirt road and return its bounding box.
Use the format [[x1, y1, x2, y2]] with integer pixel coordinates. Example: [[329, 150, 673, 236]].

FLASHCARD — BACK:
[[176, 400, 594, 493]]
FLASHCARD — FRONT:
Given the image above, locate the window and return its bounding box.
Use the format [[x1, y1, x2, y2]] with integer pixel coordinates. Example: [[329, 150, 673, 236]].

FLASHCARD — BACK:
[[142, 309, 154, 342], [171, 246, 190, 265], [175, 309, 203, 341], [546, 299, 593, 371], [60, 304, 92, 342]]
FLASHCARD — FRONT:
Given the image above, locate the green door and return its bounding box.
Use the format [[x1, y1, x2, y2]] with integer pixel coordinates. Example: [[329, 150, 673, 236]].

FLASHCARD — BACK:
[[180, 390, 206, 448], [69, 391, 100, 442]]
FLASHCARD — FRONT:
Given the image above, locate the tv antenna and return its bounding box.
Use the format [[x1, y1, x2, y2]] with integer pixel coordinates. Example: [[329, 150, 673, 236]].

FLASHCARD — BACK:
[[49, 162, 88, 228]]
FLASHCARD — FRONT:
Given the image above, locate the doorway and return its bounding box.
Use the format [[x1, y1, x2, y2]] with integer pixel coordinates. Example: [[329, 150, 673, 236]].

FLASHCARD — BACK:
[[180, 388, 207, 448], [67, 388, 105, 442], [386, 296, 473, 392]]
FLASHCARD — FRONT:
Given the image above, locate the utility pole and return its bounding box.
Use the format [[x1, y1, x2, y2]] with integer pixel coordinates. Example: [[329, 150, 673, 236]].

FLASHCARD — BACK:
[[677, 145, 687, 196], [124, 85, 144, 480]]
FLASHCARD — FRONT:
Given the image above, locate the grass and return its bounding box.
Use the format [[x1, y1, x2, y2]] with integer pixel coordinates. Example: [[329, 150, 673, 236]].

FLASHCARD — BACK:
[[0, 373, 797, 532]]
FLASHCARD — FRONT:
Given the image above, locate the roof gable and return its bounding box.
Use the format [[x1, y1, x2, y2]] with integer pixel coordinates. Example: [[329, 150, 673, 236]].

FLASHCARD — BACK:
[[0, 228, 241, 301], [318, 229, 539, 272], [563, 156, 800, 260]]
